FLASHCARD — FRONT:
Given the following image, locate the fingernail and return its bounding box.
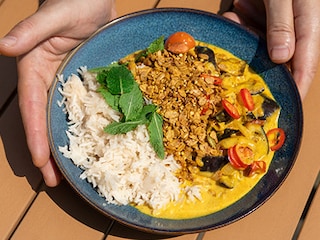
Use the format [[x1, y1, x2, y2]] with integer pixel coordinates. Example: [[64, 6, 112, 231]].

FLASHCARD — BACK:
[[0, 36, 17, 47], [270, 45, 290, 62]]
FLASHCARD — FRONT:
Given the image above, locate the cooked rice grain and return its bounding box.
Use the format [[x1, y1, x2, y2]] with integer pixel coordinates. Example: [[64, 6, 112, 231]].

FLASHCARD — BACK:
[[58, 68, 182, 210]]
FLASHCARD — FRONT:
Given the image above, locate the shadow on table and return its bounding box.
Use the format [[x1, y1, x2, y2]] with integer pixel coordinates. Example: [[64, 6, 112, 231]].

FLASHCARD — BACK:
[[0, 56, 43, 191], [0, 57, 180, 239], [45, 180, 179, 239]]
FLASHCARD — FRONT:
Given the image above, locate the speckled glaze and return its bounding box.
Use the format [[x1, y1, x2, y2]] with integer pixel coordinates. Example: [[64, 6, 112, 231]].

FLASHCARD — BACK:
[[47, 8, 303, 234]]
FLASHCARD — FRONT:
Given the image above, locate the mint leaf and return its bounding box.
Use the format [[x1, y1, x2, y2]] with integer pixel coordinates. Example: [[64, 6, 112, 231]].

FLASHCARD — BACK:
[[104, 119, 147, 134], [135, 36, 165, 61], [147, 36, 165, 54], [140, 104, 158, 119], [106, 65, 135, 95], [89, 62, 120, 74], [119, 83, 143, 121], [94, 63, 121, 86], [96, 70, 109, 86], [148, 112, 165, 159], [98, 87, 120, 111]]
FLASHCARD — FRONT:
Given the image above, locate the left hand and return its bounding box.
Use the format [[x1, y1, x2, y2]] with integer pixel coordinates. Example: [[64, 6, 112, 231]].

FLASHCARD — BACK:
[[0, 0, 116, 187]]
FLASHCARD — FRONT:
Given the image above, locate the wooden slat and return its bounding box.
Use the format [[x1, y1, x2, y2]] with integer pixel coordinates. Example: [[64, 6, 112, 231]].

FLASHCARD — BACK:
[[298, 182, 320, 239], [11, 181, 113, 240], [115, 0, 158, 17], [157, 0, 233, 13], [0, 0, 38, 37], [0, 96, 42, 239], [107, 221, 200, 240]]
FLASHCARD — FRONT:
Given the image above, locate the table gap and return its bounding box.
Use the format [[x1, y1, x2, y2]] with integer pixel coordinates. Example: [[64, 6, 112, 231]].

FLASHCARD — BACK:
[[292, 170, 320, 239], [7, 181, 45, 239], [0, 87, 17, 118]]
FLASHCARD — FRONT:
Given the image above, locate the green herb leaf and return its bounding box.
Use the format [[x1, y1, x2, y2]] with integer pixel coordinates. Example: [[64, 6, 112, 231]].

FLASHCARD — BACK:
[[148, 112, 165, 159], [140, 104, 158, 120], [147, 36, 165, 54], [98, 87, 120, 111], [119, 83, 143, 121], [135, 36, 165, 61], [104, 119, 147, 134], [93, 51, 166, 159], [94, 63, 120, 86], [89, 62, 120, 74], [106, 65, 135, 95], [96, 70, 108, 86]]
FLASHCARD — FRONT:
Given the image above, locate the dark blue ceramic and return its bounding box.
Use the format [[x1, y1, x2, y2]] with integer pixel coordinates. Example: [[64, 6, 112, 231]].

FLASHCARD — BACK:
[[47, 8, 303, 234]]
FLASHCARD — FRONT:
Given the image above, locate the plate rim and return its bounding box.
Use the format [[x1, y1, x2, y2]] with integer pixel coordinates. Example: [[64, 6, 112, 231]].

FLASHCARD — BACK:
[[47, 7, 303, 234]]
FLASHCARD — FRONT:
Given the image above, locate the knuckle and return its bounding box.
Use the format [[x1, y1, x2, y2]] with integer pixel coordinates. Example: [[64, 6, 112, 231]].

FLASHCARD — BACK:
[[268, 22, 294, 35]]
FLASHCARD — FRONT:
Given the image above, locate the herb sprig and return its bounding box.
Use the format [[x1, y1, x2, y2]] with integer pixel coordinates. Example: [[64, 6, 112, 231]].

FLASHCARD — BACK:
[[93, 64, 165, 159]]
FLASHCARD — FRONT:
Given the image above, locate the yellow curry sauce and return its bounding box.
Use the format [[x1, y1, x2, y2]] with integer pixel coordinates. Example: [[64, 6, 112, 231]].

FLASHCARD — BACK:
[[128, 40, 280, 219]]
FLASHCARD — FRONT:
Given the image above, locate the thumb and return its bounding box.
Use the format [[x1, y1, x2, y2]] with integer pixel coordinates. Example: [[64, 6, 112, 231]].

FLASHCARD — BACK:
[[0, 2, 71, 57], [264, 0, 295, 63]]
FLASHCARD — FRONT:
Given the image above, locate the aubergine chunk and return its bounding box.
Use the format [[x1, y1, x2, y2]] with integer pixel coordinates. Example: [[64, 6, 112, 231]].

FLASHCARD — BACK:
[[200, 155, 229, 172], [259, 95, 280, 119]]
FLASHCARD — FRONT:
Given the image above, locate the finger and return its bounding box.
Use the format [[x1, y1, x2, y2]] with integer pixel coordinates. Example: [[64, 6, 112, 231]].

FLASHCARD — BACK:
[[291, 0, 320, 99], [17, 55, 51, 168], [264, 0, 295, 63], [0, 0, 116, 57], [222, 12, 243, 25], [0, 4, 65, 56], [40, 156, 62, 187]]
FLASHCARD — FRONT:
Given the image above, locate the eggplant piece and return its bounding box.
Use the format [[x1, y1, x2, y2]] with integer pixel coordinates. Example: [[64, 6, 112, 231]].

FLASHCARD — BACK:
[[219, 175, 236, 189], [239, 78, 265, 95], [195, 46, 218, 69], [245, 112, 257, 121], [200, 155, 229, 172], [218, 58, 246, 76], [214, 109, 233, 123], [259, 95, 280, 120], [217, 128, 239, 141]]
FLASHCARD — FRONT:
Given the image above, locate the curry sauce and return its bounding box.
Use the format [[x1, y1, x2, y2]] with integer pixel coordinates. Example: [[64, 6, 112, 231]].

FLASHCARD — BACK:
[[123, 39, 280, 219]]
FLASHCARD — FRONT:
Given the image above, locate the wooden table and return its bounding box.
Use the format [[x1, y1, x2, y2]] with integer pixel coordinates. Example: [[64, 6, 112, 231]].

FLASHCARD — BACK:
[[1, 0, 319, 239]]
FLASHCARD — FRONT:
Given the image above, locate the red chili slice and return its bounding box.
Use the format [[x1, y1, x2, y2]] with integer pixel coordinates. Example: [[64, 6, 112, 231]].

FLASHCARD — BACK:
[[228, 146, 245, 169], [266, 128, 286, 151], [222, 99, 241, 119], [234, 143, 254, 166], [246, 161, 267, 177], [239, 88, 255, 111], [228, 143, 257, 171], [200, 73, 222, 85], [200, 95, 211, 115]]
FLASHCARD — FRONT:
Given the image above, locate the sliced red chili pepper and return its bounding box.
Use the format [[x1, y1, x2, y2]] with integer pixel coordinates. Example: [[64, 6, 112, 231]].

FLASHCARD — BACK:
[[239, 88, 255, 111], [200, 73, 222, 85], [200, 95, 211, 115], [234, 143, 254, 166], [228, 146, 246, 170], [222, 99, 241, 119], [266, 128, 286, 151], [246, 161, 267, 177]]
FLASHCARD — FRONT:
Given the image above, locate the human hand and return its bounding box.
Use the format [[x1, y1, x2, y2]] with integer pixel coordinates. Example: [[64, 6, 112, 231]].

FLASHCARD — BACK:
[[0, 0, 116, 187], [223, 0, 320, 100]]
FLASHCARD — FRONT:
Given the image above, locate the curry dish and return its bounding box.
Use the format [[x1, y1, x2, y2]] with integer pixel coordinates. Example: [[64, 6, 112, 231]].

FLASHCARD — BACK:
[[95, 32, 283, 219]]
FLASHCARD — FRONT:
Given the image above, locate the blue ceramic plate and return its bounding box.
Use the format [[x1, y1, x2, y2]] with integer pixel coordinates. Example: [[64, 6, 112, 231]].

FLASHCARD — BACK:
[[47, 8, 303, 234]]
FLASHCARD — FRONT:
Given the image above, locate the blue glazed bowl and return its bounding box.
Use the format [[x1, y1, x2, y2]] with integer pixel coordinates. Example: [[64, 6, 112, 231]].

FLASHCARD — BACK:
[[47, 8, 303, 234]]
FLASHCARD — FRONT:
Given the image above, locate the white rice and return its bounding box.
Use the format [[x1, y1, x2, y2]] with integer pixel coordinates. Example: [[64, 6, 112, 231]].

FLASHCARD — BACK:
[[57, 67, 185, 210]]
